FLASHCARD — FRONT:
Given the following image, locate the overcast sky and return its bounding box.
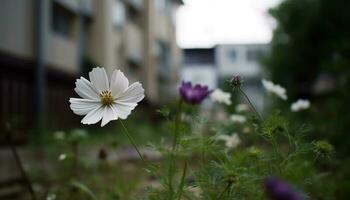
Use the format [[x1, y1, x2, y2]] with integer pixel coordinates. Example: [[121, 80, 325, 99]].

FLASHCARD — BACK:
[[177, 0, 281, 48]]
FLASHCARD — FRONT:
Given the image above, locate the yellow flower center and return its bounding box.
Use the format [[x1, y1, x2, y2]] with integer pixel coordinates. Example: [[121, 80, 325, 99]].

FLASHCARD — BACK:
[[100, 91, 114, 106]]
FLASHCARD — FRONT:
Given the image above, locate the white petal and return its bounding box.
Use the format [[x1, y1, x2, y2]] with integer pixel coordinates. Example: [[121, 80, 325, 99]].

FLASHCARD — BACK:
[[101, 105, 119, 127], [74, 77, 100, 100], [110, 70, 129, 97], [117, 82, 145, 103], [69, 98, 101, 115], [81, 106, 104, 125], [89, 67, 109, 93], [216, 135, 230, 141], [112, 102, 136, 119]]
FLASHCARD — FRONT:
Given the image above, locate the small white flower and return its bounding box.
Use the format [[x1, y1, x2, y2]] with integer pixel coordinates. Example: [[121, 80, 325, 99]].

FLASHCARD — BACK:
[[262, 79, 287, 100], [291, 99, 310, 112], [69, 67, 145, 127], [235, 103, 249, 112], [46, 193, 56, 200], [210, 89, 232, 105], [230, 114, 246, 123], [58, 154, 67, 161], [71, 129, 88, 139], [53, 131, 65, 140], [216, 133, 241, 149]]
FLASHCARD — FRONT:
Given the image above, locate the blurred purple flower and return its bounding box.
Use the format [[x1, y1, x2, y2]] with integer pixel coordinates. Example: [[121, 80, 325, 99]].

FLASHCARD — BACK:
[[179, 81, 210, 104], [264, 177, 304, 200]]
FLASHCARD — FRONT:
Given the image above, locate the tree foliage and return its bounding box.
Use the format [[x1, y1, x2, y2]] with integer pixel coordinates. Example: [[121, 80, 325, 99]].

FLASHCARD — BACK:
[[263, 0, 350, 155]]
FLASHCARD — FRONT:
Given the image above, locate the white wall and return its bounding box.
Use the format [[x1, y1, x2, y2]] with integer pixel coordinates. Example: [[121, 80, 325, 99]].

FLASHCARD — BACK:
[[0, 0, 34, 59], [181, 64, 217, 89], [216, 44, 268, 78]]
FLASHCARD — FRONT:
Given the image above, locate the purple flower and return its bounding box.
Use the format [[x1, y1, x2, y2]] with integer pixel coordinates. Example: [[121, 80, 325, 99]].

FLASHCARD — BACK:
[[264, 177, 304, 200], [179, 81, 210, 104]]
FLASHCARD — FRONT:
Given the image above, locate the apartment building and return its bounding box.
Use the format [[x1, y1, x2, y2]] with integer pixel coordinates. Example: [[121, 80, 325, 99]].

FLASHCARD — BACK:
[[0, 0, 183, 131], [182, 44, 269, 109], [215, 44, 268, 79], [182, 48, 217, 89]]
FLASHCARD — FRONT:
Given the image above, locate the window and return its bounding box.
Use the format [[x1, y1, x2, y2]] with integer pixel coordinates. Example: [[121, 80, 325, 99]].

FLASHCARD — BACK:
[[227, 50, 237, 62], [52, 2, 74, 38], [246, 49, 263, 62], [156, 41, 171, 80], [129, 0, 142, 9], [155, 0, 167, 11], [112, 0, 126, 28]]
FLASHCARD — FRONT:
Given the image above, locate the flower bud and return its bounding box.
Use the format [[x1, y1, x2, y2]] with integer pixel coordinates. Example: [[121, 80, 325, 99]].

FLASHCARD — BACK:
[[224, 172, 238, 184], [230, 75, 243, 89], [313, 140, 334, 157]]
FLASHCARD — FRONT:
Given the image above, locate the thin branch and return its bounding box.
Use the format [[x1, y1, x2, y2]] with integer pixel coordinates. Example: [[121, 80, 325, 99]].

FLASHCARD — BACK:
[[5, 132, 37, 200]]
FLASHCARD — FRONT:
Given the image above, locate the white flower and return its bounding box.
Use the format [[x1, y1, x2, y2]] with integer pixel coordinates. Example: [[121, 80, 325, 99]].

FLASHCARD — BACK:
[[46, 193, 56, 200], [69, 67, 145, 127], [230, 114, 246, 123], [262, 79, 287, 100], [216, 133, 241, 149], [58, 154, 67, 161], [235, 103, 249, 112], [210, 89, 232, 105], [291, 99, 310, 112], [53, 131, 65, 140]]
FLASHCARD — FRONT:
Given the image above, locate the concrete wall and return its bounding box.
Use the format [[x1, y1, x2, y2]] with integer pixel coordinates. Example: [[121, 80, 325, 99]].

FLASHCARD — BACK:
[[0, 0, 34, 59], [0, 0, 84, 74], [46, 34, 79, 73], [182, 65, 218, 89], [0, 0, 182, 103], [216, 44, 269, 78]]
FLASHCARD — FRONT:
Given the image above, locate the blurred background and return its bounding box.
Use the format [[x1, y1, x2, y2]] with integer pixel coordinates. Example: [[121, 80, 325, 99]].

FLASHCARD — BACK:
[[1, 0, 350, 199]]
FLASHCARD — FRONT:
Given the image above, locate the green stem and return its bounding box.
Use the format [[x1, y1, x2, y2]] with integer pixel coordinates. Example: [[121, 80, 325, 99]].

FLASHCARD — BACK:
[[167, 157, 175, 198], [168, 100, 184, 197], [239, 88, 263, 121], [176, 160, 188, 200], [216, 183, 231, 200], [72, 141, 79, 177], [172, 100, 183, 150], [119, 120, 146, 164], [5, 132, 37, 200]]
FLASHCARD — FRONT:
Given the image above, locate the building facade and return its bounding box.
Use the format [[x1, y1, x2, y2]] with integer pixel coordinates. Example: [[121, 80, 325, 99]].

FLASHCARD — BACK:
[[215, 44, 269, 110], [0, 0, 183, 132], [182, 44, 269, 109], [182, 48, 217, 89]]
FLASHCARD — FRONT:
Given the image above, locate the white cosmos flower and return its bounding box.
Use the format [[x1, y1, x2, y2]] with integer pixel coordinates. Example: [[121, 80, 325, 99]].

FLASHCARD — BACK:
[[69, 67, 145, 127], [58, 154, 67, 161], [230, 114, 246, 123], [291, 99, 310, 112], [210, 89, 232, 105], [216, 133, 241, 149], [262, 79, 287, 100], [235, 103, 249, 112], [46, 193, 56, 200]]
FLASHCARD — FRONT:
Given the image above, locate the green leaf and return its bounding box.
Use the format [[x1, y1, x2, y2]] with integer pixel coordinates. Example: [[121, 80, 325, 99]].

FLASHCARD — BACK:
[[157, 107, 171, 117], [70, 180, 97, 200]]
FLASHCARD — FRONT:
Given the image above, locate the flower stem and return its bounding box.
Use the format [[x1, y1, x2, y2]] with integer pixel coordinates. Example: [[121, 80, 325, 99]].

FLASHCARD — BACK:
[[172, 100, 183, 150], [5, 132, 37, 200], [176, 160, 188, 200], [239, 88, 263, 121], [168, 100, 184, 197], [216, 183, 231, 200], [119, 120, 146, 164]]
